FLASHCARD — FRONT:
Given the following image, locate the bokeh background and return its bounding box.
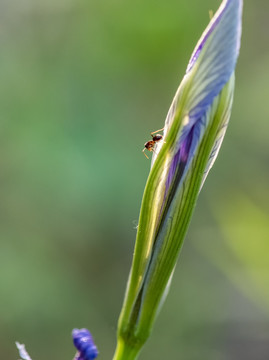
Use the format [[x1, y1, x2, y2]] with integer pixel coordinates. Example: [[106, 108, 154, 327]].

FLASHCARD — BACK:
[[1, 0, 269, 359]]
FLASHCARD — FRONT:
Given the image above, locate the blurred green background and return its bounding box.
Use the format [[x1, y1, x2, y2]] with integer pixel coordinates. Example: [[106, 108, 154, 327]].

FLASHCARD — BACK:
[[1, 0, 269, 359]]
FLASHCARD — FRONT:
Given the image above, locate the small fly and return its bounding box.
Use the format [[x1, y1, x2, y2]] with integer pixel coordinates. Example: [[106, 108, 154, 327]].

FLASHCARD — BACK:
[[143, 128, 164, 159]]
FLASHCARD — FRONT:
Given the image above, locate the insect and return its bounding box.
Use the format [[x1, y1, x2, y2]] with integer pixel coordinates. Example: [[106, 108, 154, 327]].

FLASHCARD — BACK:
[[72, 328, 98, 360], [142, 128, 164, 159]]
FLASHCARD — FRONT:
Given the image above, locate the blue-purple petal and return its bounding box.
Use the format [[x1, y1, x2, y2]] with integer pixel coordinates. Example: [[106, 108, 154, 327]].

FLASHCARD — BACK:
[[186, 0, 242, 120], [187, 0, 242, 74], [163, 0, 242, 137]]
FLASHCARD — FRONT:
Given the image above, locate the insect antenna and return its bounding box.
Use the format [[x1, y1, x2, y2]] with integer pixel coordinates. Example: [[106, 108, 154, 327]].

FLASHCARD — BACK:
[[142, 148, 149, 159]]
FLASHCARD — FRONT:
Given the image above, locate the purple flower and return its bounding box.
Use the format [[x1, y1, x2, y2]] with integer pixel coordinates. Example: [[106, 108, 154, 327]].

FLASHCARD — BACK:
[[72, 328, 98, 360], [114, 1, 243, 359]]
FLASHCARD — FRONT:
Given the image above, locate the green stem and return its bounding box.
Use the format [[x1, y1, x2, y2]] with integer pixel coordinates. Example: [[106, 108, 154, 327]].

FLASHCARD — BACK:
[[112, 338, 142, 360]]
